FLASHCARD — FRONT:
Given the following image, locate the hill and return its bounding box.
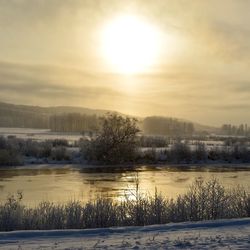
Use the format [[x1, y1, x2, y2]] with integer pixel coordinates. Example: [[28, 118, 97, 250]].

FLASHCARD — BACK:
[[0, 102, 219, 134], [0, 102, 117, 129], [0, 102, 116, 116]]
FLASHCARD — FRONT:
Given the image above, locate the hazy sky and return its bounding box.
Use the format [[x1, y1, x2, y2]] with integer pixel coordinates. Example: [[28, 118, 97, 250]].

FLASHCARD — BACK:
[[1, 0, 250, 126]]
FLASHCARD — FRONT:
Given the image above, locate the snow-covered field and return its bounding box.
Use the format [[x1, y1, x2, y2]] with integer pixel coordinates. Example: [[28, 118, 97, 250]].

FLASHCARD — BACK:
[[0, 218, 249, 249], [0, 127, 226, 148], [0, 127, 83, 143]]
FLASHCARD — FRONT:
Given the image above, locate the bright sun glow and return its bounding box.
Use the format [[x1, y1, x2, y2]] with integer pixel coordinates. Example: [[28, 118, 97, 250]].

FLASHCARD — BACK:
[[101, 15, 161, 74]]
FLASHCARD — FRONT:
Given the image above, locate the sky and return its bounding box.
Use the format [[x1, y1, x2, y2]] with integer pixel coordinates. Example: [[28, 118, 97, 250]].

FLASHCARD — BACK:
[[1, 0, 250, 126]]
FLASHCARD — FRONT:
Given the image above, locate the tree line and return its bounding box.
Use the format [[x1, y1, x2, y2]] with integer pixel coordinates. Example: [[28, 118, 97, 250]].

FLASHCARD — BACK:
[[49, 113, 100, 133], [0, 137, 74, 166], [221, 124, 250, 136], [2, 114, 250, 166], [1, 102, 196, 136], [143, 116, 194, 136], [0, 108, 49, 129]]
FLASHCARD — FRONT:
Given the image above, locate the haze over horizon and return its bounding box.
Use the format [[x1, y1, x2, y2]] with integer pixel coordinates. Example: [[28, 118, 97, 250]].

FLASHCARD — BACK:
[[1, 0, 250, 126]]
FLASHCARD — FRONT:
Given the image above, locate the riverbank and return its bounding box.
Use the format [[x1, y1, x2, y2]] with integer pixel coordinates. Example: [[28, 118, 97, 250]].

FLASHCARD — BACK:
[[2, 161, 250, 171], [0, 178, 249, 231], [2, 133, 250, 167], [0, 218, 249, 249]]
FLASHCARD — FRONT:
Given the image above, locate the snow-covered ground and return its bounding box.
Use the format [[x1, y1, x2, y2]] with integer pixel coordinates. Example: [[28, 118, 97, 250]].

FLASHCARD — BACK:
[[0, 127, 231, 149], [0, 127, 83, 143], [0, 218, 249, 249]]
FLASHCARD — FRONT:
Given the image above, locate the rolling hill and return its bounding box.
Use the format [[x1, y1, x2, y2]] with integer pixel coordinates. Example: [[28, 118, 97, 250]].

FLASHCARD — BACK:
[[0, 102, 218, 133]]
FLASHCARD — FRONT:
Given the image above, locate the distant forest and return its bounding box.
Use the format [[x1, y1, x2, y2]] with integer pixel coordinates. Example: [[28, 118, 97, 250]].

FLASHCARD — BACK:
[[0, 102, 107, 131], [0, 107, 49, 129], [49, 114, 100, 133], [143, 116, 194, 136], [221, 124, 250, 136], [3, 102, 247, 136], [0, 102, 195, 135]]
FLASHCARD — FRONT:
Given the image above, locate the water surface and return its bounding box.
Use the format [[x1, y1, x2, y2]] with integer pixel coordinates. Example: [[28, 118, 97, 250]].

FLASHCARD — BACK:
[[0, 165, 250, 206]]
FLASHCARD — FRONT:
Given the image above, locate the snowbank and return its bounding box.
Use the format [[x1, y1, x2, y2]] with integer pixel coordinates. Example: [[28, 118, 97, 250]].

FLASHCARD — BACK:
[[0, 218, 249, 249]]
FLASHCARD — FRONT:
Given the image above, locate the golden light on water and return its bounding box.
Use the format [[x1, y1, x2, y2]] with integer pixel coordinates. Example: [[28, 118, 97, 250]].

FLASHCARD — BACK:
[[101, 15, 162, 74]]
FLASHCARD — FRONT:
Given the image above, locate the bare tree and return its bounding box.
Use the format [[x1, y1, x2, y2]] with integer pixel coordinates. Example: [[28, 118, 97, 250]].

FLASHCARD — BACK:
[[82, 114, 140, 164]]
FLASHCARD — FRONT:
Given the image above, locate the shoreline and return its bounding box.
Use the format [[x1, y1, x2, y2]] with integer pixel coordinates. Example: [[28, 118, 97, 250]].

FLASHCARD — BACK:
[[1, 161, 250, 171]]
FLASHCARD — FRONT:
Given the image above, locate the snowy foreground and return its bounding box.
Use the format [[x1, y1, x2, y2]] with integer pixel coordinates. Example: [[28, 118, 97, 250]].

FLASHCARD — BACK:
[[0, 219, 249, 249]]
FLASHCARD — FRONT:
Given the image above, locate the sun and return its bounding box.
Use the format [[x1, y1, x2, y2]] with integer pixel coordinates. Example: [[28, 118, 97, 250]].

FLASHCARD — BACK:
[[101, 15, 161, 74]]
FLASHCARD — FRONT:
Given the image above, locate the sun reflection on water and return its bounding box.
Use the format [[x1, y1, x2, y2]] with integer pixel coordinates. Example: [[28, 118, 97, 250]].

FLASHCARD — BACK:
[[0, 166, 250, 207]]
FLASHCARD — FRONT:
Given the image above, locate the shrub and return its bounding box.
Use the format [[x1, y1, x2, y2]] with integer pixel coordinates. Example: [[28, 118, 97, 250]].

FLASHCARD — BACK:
[[51, 139, 69, 147], [138, 136, 169, 147], [0, 149, 23, 166], [170, 142, 192, 163], [51, 146, 70, 161], [0, 179, 249, 231]]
